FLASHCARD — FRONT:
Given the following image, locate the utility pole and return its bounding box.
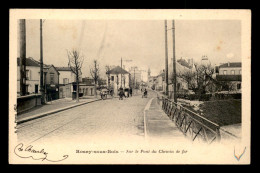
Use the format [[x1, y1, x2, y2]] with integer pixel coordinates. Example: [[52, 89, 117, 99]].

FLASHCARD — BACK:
[[133, 68, 135, 89], [121, 57, 122, 88], [164, 20, 169, 97], [19, 19, 26, 96], [172, 20, 177, 103], [40, 19, 45, 104]]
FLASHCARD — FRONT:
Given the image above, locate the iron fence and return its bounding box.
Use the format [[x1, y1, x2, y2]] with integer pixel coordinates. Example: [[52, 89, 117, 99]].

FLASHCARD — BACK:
[[157, 95, 221, 144]]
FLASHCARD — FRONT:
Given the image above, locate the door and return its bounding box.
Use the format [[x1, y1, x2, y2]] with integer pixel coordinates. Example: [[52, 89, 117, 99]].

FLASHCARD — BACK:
[[35, 84, 38, 94], [66, 88, 70, 97]]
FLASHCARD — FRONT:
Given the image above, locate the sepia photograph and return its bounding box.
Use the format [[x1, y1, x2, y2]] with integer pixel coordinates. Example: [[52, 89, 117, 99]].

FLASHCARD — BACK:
[[9, 9, 251, 164]]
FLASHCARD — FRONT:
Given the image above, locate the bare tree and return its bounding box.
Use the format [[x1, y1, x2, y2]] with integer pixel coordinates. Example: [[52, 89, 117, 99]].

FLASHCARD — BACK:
[[90, 60, 100, 97], [176, 62, 214, 95], [67, 49, 84, 102]]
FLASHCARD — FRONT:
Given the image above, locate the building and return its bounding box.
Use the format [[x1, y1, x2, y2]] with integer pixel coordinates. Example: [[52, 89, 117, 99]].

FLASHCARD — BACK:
[[57, 67, 82, 98], [17, 57, 40, 95], [82, 77, 94, 85], [128, 66, 142, 88], [80, 77, 96, 96], [17, 57, 60, 101], [155, 70, 165, 91], [214, 62, 242, 92], [147, 68, 157, 89], [106, 66, 130, 96], [43, 65, 60, 101]]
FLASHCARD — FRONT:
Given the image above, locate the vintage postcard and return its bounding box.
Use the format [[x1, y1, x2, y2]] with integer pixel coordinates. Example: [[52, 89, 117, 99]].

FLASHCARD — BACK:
[[9, 9, 251, 164]]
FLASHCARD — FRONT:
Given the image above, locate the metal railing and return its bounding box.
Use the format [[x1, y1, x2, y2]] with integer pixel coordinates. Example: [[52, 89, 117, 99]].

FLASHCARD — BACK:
[[157, 95, 221, 144]]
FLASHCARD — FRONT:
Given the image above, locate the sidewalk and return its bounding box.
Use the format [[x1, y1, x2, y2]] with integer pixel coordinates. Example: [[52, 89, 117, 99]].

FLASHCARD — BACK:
[[144, 97, 188, 142], [16, 97, 101, 124]]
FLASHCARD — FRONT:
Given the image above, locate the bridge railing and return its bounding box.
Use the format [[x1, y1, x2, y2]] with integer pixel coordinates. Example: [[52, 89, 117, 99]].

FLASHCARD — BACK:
[[157, 95, 221, 144]]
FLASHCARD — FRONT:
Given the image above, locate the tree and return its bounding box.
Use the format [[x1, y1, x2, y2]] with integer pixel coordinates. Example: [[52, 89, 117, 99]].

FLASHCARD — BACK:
[[67, 49, 84, 102], [176, 62, 214, 95], [90, 60, 100, 97]]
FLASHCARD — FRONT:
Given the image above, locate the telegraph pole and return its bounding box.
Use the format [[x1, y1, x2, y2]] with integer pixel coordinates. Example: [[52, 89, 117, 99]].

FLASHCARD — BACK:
[[172, 20, 177, 103], [40, 19, 45, 104], [164, 20, 169, 97], [121, 57, 122, 88], [19, 19, 26, 96], [133, 68, 135, 89]]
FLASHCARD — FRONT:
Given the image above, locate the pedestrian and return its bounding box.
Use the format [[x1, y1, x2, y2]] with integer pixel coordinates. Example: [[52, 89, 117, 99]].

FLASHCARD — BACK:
[[119, 88, 124, 100], [130, 88, 132, 97]]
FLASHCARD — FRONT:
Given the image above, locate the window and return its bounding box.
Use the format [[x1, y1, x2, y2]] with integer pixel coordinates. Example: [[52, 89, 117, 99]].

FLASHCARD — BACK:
[[63, 78, 69, 84], [223, 70, 227, 75], [35, 84, 38, 94], [177, 83, 181, 90], [26, 85, 29, 93], [111, 76, 114, 81], [237, 83, 241, 90], [50, 73, 54, 84], [231, 70, 235, 75], [26, 70, 30, 80]]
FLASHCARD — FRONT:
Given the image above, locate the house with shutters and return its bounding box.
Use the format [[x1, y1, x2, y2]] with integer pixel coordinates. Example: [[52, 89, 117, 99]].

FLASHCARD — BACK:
[[17, 57, 41, 95], [17, 57, 60, 100]]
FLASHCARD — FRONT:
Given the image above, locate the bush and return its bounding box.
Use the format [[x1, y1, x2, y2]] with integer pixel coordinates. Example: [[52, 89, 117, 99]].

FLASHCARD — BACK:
[[214, 93, 241, 100], [177, 92, 241, 101]]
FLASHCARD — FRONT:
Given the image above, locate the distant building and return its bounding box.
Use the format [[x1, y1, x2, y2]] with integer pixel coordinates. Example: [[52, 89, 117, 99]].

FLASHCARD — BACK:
[[177, 57, 193, 69], [147, 68, 157, 89], [43, 65, 60, 101], [214, 62, 242, 92], [57, 67, 82, 98], [82, 77, 94, 85], [106, 66, 130, 95], [128, 66, 142, 88], [155, 70, 165, 91]]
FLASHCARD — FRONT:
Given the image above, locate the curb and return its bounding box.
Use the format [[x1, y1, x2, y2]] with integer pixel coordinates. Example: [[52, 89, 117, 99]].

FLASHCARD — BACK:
[[16, 99, 101, 125], [143, 98, 154, 140]]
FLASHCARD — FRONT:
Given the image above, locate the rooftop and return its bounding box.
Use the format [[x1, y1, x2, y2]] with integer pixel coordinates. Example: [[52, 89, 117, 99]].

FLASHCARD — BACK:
[[106, 66, 129, 75], [56, 67, 74, 71], [219, 62, 241, 68], [17, 57, 40, 67]]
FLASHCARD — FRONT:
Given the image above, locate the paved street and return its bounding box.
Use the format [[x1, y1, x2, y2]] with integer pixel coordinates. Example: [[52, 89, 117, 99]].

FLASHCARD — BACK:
[[16, 90, 155, 145]]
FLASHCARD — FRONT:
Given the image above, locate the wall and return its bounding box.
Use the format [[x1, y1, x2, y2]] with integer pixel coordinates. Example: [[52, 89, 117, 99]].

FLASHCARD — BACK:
[[45, 66, 59, 85], [17, 94, 42, 114], [59, 71, 76, 84], [219, 67, 241, 75], [17, 66, 40, 94], [79, 85, 95, 96], [59, 84, 72, 98]]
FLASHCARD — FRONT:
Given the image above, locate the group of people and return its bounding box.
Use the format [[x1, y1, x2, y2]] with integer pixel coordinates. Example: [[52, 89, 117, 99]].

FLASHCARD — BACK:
[[118, 88, 133, 100], [141, 88, 148, 98]]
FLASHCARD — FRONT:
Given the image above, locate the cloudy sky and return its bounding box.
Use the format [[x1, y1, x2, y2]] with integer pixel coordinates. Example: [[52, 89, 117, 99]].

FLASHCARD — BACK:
[[20, 20, 241, 79]]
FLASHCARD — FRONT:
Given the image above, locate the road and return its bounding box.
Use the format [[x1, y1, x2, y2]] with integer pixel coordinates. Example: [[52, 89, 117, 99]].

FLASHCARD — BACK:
[[16, 90, 157, 146]]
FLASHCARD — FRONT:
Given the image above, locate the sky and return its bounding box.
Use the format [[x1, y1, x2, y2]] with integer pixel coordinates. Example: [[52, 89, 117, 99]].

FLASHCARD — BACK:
[[19, 20, 241, 80]]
